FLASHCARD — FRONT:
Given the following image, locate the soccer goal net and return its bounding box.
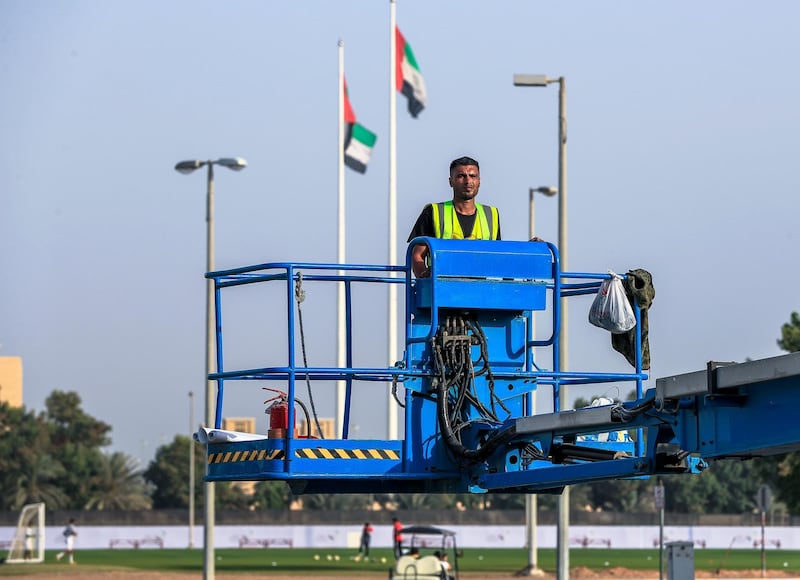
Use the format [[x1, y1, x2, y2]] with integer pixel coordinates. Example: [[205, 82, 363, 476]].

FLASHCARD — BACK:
[[4, 502, 45, 564]]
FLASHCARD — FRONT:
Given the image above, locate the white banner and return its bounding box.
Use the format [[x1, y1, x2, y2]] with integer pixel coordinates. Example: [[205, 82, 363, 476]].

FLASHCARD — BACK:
[[2, 524, 795, 551]]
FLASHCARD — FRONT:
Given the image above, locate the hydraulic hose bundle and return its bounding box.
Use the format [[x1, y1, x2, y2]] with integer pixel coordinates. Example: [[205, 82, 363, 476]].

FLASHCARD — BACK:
[[431, 315, 515, 462]]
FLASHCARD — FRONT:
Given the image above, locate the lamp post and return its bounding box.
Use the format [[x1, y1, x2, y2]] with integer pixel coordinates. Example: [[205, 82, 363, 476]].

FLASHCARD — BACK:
[[175, 156, 247, 580], [522, 185, 557, 577], [514, 73, 568, 580], [188, 390, 195, 549]]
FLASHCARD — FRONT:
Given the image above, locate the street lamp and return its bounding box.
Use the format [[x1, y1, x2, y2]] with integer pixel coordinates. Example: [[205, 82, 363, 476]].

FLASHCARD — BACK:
[[175, 156, 247, 580], [529, 186, 557, 240], [514, 73, 569, 580]]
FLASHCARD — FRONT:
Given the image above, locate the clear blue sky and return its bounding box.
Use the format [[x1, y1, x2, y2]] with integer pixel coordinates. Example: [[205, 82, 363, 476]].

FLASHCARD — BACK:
[[2, 1, 799, 466]]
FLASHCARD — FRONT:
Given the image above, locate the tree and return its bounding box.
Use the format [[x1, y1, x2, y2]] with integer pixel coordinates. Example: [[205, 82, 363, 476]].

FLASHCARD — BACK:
[[586, 477, 653, 513], [144, 435, 249, 510], [480, 493, 525, 510], [704, 460, 760, 513], [85, 452, 152, 510], [778, 311, 800, 353], [0, 401, 69, 510], [144, 435, 203, 509], [763, 453, 800, 512], [302, 494, 374, 511], [13, 452, 69, 510], [662, 460, 760, 514], [45, 391, 113, 509], [46, 391, 111, 448], [248, 481, 290, 510]]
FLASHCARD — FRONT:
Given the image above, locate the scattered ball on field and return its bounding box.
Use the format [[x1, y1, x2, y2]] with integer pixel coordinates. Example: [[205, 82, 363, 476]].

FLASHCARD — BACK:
[[271, 561, 277, 567], [381, 557, 387, 564], [326, 554, 332, 561], [604, 561, 610, 566], [334, 555, 340, 561], [784, 562, 789, 567], [478, 555, 484, 560], [313, 554, 320, 560], [216, 556, 222, 561]]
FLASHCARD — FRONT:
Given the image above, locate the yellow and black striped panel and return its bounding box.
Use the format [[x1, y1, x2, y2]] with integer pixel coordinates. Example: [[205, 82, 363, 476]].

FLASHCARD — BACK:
[[208, 448, 284, 464], [294, 447, 400, 460], [208, 447, 399, 465]]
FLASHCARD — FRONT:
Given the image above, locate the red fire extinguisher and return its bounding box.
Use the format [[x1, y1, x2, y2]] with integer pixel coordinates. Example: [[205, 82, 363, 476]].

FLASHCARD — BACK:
[[269, 399, 289, 431], [264, 389, 295, 438]]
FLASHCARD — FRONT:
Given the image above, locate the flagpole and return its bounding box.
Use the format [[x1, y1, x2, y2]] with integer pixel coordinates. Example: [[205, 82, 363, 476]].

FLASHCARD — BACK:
[[337, 39, 346, 438], [387, 0, 399, 441]]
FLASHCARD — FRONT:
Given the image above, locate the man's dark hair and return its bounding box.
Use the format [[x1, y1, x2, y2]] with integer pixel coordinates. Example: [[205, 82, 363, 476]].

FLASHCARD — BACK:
[[450, 156, 479, 172]]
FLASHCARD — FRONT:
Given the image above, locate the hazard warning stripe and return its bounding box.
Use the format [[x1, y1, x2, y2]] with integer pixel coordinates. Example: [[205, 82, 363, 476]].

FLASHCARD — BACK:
[[208, 447, 399, 464], [293, 448, 400, 460], [208, 448, 284, 464]]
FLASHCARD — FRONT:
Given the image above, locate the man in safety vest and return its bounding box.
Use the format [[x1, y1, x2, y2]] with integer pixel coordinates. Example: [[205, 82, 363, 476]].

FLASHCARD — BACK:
[[408, 156, 500, 277]]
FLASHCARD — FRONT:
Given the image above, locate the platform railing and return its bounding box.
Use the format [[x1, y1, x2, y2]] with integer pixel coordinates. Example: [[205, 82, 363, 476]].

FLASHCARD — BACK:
[[207, 244, 647, 458], [208, 261, 405, 453]]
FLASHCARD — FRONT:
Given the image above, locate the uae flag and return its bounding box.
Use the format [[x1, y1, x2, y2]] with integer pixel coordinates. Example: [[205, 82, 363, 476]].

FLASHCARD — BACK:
[[395, 26, 427, 118], [344, 79, 377, 174]]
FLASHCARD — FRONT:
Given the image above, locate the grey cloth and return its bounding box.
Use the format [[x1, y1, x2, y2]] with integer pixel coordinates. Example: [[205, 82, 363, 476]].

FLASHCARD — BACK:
[[611, 269, 655, 370]]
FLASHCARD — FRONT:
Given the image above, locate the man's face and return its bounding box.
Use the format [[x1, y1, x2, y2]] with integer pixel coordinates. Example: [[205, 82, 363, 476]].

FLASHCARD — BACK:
[[449, 164, 480, 201]]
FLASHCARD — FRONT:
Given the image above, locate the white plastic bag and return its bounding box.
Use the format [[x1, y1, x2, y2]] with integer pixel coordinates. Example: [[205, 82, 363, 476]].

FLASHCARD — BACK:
[[588, 271, 636, 333]]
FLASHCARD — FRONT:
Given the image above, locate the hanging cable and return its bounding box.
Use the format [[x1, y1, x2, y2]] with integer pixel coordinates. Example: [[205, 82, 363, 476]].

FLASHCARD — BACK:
[[391, 371, 406, 409], [294, 272, 325, 439]]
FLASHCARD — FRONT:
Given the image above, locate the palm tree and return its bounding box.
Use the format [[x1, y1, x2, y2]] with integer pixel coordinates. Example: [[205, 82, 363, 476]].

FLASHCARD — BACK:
[[85, 452, 152, 510], [14, 453, 69, 510], [302, 493, 372, 511]]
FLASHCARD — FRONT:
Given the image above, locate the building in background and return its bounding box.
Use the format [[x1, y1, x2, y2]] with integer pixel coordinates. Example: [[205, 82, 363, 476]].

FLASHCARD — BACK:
[[0, 357, 22, 408], [221, 416, 337, 439], [298, 418, 335, 439], [222, 417, 256, 434]]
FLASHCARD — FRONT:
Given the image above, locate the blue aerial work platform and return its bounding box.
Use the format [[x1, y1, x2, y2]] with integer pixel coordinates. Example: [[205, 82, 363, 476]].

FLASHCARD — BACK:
[[198, 238, 800, 495]]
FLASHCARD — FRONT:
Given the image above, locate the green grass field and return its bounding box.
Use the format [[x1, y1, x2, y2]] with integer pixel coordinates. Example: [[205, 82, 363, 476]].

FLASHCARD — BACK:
[[0, 547, 798, 576]]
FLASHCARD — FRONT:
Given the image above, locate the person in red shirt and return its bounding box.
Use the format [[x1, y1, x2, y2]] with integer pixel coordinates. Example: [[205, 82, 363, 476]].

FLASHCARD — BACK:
[[392, 517, 404, 558]]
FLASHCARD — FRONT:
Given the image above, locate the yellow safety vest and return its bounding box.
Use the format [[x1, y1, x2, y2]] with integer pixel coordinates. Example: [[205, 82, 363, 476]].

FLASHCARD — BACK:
[[431, 201, 499, 240]]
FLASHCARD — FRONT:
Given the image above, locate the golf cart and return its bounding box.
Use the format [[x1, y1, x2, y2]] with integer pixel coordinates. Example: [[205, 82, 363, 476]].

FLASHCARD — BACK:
[[389, 525, 459, 580]]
